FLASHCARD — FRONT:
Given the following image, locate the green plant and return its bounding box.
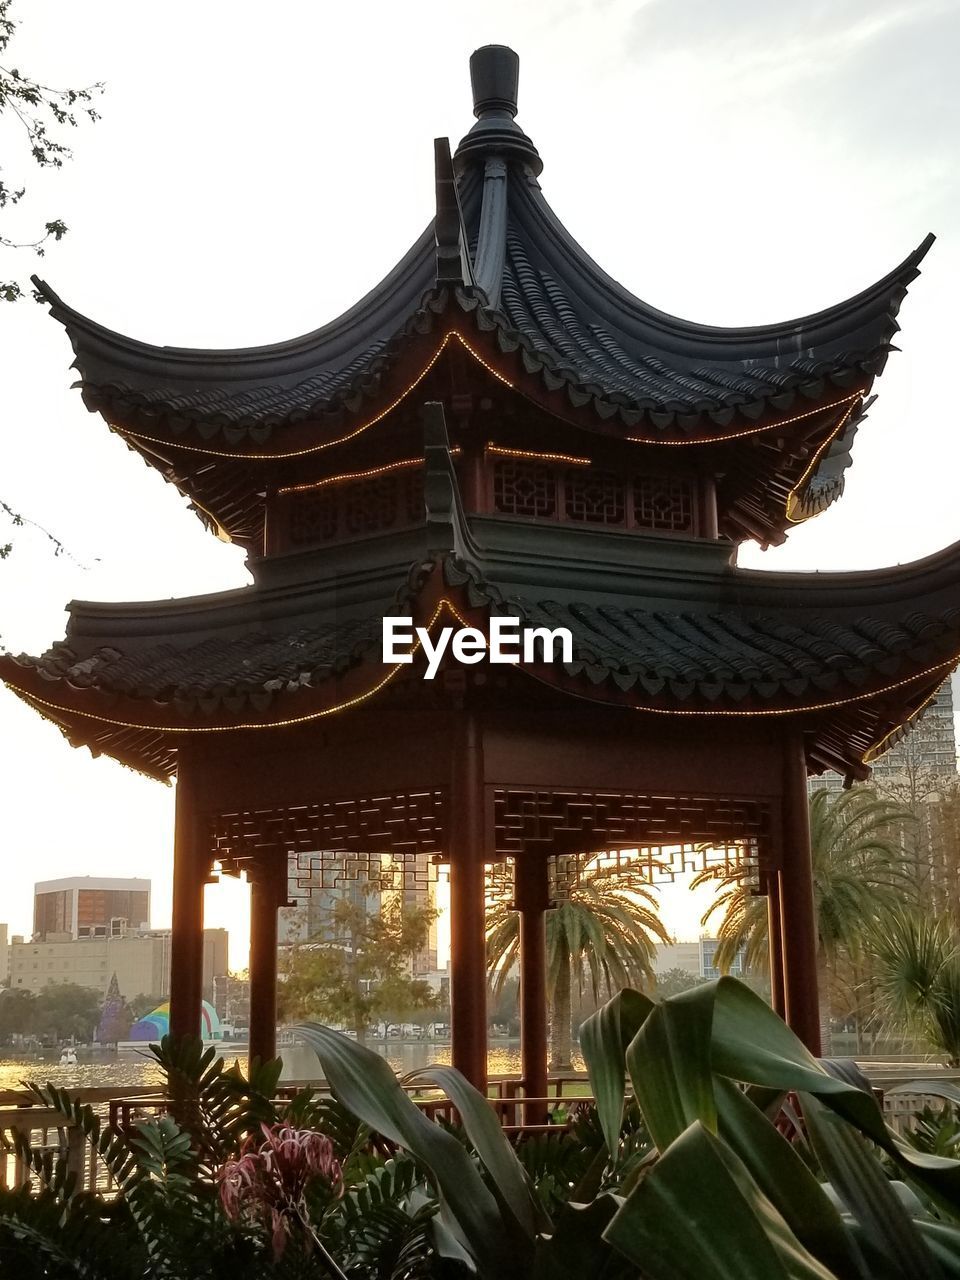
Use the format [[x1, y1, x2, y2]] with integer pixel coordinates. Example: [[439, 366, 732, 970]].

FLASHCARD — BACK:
[[298, 976, 960, 1279], [871, 910, 960, 1065]]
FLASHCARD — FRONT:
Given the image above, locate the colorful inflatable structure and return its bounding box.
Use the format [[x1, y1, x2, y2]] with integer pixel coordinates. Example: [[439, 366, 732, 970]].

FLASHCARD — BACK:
[[128, 999, 221, 1042]]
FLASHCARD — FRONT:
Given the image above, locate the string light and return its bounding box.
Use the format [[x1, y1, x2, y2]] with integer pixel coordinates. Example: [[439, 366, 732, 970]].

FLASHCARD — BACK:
[[3, 598, 473, 735], [114, 333, 513, 461], [625, 388, 866, 447], [862, 671, 958, 764], [5, 614, 956, 739], [110, 332, 867, 463], [486, 445, 590, 466], [276, 451, 461, 497], [784, 396, 863, 524]]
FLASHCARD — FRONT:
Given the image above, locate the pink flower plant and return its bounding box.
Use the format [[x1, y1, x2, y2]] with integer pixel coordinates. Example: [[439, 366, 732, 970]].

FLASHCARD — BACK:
[[218, 1123, 342, 1259]]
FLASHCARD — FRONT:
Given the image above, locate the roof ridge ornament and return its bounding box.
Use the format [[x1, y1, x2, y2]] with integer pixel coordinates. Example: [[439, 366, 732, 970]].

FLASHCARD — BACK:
[[454, 45, 542, 177], [434, 138, 475, 287]]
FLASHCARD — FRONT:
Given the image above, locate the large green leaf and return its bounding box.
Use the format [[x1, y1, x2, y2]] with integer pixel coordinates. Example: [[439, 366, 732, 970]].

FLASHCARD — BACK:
[[626, 979, 960, 1213], [917, 1223, 960, 1277], [709, 981, 960, 1211], [715, 1078, 869, 1279], [801, 1094, 943, 1280], [406, 1063, 550, 1237], [579, 988, 653, 1160], [604, 1121, 836, 1280], [532, 1196, 623, 1280], [625, 984, 717, 1151], [296, 1023, 527, 1279]]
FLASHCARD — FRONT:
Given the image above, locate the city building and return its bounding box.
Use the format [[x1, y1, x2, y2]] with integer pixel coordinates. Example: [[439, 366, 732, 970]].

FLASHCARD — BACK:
[[0, 923, 8, 985], [33, 877, 151, 941], [8, 927, 228, 1004], [653, 939, 746, 981]]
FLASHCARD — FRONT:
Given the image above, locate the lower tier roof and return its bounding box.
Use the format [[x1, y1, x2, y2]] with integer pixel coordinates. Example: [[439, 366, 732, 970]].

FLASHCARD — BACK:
[[3, 533, 959, 784]]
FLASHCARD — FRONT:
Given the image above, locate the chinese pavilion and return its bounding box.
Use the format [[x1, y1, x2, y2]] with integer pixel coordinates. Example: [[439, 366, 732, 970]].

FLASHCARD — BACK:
[[4, 46, 957, 1093]]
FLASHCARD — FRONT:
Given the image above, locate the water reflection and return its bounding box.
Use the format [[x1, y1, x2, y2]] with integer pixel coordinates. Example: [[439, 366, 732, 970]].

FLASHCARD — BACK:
[[0, 1039, 586, 1093]]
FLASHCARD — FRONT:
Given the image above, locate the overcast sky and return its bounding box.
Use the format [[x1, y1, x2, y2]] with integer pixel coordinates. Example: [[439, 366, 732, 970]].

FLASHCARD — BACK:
[[1, 0, 958, 966]]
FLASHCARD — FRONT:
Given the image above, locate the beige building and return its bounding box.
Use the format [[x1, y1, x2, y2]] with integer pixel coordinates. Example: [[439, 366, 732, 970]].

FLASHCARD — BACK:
[[8, 928, 228, 1004], [0, 923, 8, 985], [33, 876, 151, 940]]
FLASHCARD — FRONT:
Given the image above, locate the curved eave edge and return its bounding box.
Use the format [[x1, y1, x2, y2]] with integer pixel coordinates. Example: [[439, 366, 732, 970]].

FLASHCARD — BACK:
[[521, 185, 934, 349], [76, 296, 885, 468], [36, 227, 931, 440]]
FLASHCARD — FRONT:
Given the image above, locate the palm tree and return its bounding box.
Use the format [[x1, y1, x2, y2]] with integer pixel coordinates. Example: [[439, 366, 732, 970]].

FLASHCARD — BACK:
[[691, 787, 916, 1050], [870, 909, 960, 1065], [486, 857, 669, 1070]]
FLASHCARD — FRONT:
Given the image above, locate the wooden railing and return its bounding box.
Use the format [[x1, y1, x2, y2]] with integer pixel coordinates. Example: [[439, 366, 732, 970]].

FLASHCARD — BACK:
[[4, 1070, 956, 1193]]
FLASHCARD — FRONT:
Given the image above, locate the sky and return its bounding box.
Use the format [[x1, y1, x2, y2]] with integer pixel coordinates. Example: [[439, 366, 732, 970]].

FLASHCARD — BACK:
[[1, 0, 959, 969]]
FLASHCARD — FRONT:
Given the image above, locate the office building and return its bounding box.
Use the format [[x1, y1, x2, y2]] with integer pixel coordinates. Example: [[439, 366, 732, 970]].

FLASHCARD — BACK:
[[33, 877, 151, 940], [8, 927, 228, 1004]]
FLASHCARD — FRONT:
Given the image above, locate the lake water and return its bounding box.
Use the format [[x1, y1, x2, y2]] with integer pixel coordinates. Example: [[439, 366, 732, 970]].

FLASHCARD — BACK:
[[0, 1040, 586, 1094]]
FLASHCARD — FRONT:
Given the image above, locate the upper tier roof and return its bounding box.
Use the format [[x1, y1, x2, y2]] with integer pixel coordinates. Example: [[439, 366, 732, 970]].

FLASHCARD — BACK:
[[34, 44, 931, 540]]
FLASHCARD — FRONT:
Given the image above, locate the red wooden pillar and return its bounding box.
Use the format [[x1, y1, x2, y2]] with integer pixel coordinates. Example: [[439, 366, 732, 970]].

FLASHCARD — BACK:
[[169, 762, 207, 1042], [449, 709, 488, 1091], [516, 855, 549, 1122], [779, 733, 821, 1055], [248, 854, 285, 1065], [767, 870, 786, 1018]]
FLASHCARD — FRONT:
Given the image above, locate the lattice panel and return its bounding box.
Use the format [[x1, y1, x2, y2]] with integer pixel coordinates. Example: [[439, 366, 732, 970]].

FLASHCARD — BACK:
[[286, 849, 435, 895], [494, 789, 771, 866], [289, 491, 338, 546], [287, 466, 425, 548], [344, 475, 399, 536], [403, 467, 425, 524], [489, 459, 697, 535], [493, 458, 557, 517], [634, 474, 694, 533], [549, 842, 759, 902], [564, 469, 625, 526], [209, 791, 447, 875]]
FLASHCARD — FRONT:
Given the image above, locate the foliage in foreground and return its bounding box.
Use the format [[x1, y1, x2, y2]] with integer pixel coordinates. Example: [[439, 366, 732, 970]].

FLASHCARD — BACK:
[[6, 979, 960, 1277]]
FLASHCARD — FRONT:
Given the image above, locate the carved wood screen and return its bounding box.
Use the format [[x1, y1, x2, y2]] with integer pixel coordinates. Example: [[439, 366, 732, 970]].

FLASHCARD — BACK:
[[490, 458, 697, 535]]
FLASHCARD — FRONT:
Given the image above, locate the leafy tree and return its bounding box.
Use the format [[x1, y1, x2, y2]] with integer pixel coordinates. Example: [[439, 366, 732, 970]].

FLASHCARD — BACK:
[[0, 0, 102, 301], [486, 857, 669, 1070], [128, 992, 167, 1021], [278, 893, 439, 1042], [487, 975, 519, 1034], [32, 982, 100, 1043], [653, 967, 706, 999], [0, 985, 35, 1042], [693, 786, 916, 1050], [0, 4, 101, 576]]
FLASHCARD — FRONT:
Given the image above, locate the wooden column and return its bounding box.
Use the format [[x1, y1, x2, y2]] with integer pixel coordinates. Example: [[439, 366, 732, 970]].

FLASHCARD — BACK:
[[767, 871, 786, 1018], [779, 733, 821, 1055], [449, 709, 488, 1091], [248, 855, 285, 1065], [516, 854, 549, 1122], [169, 762, 207, 1042]]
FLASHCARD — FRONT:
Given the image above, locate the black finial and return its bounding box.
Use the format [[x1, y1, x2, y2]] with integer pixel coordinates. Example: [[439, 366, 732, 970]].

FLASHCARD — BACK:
[[455, 44, 542, 176], [470, 45, 519, 119]]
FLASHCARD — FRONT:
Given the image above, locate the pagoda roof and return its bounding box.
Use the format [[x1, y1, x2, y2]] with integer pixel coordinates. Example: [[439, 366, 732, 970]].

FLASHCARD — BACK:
[[4, 514, 958, 784], [33, 45, 932, 547]]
